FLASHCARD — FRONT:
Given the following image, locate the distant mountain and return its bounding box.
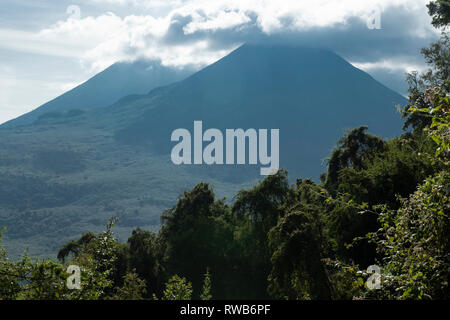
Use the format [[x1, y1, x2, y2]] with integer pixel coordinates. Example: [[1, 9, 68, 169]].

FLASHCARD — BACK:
[[110, 44, 407, 179], [0, 44, 408, 259], [2, 60, 193, 127]]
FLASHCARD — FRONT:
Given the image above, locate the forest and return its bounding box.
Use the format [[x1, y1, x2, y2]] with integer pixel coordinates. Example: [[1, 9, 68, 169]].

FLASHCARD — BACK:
[[0, 1, 448, 300]]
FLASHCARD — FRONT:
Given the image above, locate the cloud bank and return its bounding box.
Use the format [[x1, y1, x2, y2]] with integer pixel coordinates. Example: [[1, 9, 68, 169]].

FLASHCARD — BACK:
[[23, 0, 437, 72]]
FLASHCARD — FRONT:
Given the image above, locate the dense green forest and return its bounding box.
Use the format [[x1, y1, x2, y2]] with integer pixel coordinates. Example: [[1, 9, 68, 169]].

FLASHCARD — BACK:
[[0, 1, 449, 300]]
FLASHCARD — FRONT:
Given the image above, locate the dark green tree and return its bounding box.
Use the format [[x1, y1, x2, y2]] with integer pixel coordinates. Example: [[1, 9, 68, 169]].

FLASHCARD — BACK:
[[324, 126, 386, 195], [268, 179, 332, 299], [159, 183, 235, 299], [427, 0, 450, 28], [232, 170, 290, 299], [127, 228, 165, 297]]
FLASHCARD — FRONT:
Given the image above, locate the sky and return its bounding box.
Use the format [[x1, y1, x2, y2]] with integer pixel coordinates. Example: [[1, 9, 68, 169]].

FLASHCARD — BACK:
[[0, 0, 441, 125]]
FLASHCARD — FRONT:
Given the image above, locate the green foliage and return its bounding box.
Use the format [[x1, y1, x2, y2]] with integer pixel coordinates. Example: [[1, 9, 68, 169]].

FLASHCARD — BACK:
[[1, 228, 75, 300], [324, 126, 387, 195], [159, 183, 236, 299], [369, 172, 449, 299], [162, 275, 193, 300], [322, 131, 438, 267], [62, 217, 122, 300], [334, 136, 439, 205], [110, 271, 147, 300], [18, 259, 68, 300], [126, 228, 165, 297], [232, 170, 291, 299], [407, 86, 450, 161], [427, 0, 450, 28], [268, 179, 331, 299], [0, 229, 25, 300], [402, 32, 449, 131], [323, 259, 366, 300], [368, 46, 449, 298], [200, 268, 212, 300], [57, 232, 96, 263]]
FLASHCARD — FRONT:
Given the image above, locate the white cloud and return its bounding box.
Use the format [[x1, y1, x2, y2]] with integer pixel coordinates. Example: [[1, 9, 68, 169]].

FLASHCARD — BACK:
[[0, 28, 87, 58], [11, 0, 433, 73], [183, 10, 252, 34], [352, 59, 428, 74]]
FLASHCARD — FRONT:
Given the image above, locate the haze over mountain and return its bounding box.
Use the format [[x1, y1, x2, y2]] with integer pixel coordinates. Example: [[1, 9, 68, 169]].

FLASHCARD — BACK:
[[0, 44, 407, 259], [2, 60, 194, 127]]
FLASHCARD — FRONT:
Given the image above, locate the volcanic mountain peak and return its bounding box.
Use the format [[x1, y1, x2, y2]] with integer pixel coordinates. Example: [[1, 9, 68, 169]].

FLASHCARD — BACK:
[[2, 60, 194, 128]]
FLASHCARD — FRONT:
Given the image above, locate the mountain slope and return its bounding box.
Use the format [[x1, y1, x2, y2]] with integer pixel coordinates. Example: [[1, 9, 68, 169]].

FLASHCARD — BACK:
[[2, 60, 193, 127]]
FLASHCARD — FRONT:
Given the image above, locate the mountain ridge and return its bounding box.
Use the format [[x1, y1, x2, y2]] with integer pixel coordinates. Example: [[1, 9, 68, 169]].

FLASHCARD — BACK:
[[2, 60, 194, 127]]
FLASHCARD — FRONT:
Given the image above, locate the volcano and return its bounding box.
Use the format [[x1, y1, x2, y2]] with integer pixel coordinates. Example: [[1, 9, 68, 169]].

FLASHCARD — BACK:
[[111, 44, 406, 179], [2, 60, 193, 127]]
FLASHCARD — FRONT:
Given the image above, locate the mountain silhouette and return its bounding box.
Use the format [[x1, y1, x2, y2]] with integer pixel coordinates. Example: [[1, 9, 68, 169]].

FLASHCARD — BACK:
[[111, 44, 407, 179], [2, 60, 193, 127]]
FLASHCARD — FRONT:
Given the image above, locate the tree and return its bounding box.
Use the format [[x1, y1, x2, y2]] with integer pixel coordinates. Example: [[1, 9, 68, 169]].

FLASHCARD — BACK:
[[200, 268, 212, 300], [19, 260, 68, 300], [360, 4, 450, 297], [427, 0, 450, 28], [159, 183, 235, 299], [402, 30, 449, 131], [0, 229, 28, 299], [268, 179, 332, 299], [57, 217, 124, 300], [232, 170, 291, 299], [324, 126, 386, 194], [57, 232, 95, 263], [162, 275, 193, 300], [111, 271, 147, 300], [126, 228, 165, 298], [368, 172, 449, 299]]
